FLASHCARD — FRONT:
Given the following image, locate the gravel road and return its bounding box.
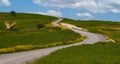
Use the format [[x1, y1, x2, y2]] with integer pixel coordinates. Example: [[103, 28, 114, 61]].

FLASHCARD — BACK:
[[0, 18, 107, 64]]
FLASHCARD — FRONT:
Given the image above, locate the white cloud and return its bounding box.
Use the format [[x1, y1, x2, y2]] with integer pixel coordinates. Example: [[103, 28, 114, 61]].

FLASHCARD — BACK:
[[0, 0, 11, 6], [103, 0, 120, 5], [28, 10, 62, 17], [76, 13, 93, 19], [111, 9, 120, 13], [33, 0, 120, 13], [46, 10, 62, 17]]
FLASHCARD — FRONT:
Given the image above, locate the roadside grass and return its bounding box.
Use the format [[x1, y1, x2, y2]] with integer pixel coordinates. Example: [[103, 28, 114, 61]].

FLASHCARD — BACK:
[[61, 19, 120, 43], [31, 43, 120, 64], [0, 13, 83, 53], [31, 19, 120, 64]]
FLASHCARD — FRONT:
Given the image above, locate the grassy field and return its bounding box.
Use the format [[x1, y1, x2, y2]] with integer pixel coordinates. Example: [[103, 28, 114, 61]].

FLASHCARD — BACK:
[[31, 19, 120, 64], [61, 19, 120, 43], [0, 13, 82, 53]]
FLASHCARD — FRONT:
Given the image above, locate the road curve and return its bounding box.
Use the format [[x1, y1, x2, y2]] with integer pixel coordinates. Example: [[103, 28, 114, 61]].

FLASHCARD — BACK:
[[0, 18, 107, 64]]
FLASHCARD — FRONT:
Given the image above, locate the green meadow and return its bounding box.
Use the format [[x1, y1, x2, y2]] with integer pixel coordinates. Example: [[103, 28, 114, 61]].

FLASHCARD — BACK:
[[32, 19, 120, 64], [0, 13, 82, 53]]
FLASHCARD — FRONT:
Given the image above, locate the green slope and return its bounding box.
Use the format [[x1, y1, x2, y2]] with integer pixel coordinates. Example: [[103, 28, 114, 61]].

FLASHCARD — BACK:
[[32, 19, 120, 64], [61, 19, 120, 43], [0, 13, 82, 53]]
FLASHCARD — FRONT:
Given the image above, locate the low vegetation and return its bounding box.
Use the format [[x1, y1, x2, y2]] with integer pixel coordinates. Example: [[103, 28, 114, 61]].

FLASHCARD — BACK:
[[0, 35, 85, 54], [61, 19, 120, 43], [31, 19, 120, 64], [0, 13, 83, 53], [31, 43, 120, 64]]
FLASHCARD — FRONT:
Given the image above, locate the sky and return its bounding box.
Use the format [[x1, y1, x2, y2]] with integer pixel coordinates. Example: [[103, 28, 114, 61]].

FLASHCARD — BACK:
[[0, 0, 120, 21]]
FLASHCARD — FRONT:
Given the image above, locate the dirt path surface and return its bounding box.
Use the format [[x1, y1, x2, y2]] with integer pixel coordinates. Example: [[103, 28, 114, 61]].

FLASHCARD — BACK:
[[0, 18, 107, 64]]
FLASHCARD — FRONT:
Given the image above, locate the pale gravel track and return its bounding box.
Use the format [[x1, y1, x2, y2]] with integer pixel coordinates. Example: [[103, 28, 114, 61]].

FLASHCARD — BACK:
[[0, 18, 107, 64]]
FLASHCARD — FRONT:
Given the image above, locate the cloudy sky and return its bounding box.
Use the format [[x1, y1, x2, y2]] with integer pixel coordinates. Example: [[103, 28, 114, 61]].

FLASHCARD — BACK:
[[0, 0, 120, 21]]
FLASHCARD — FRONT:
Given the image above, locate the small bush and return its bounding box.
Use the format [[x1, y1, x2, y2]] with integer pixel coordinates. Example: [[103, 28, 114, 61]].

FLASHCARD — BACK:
[[10, 11, 16, 17], [36, 24, 44, 29]]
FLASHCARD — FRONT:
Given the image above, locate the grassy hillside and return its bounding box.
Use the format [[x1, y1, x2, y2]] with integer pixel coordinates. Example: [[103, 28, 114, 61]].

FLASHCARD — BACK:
[[32, 44, 120, 64], [0, 13, 82, 53], [61, 19, 120, 43], [31, 19, 120, 64]]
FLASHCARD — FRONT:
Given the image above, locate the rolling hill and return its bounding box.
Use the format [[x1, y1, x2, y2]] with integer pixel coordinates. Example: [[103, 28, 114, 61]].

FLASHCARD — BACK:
[[31, 18, 120, 64], [0, 13, 82, 53]]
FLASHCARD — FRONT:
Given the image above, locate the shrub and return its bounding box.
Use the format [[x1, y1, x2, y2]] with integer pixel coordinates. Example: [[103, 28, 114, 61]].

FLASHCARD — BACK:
[[36, 24, 44, 29], [10, 11, 16, 17]]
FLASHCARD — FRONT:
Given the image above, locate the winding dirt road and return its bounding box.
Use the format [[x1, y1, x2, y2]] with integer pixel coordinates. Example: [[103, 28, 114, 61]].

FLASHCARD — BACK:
[[0, 18, 107, 64]]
